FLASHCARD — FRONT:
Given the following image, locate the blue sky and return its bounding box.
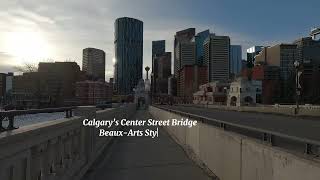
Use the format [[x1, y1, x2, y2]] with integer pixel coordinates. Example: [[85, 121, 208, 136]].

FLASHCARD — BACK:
[[0, 0, 318, 78]]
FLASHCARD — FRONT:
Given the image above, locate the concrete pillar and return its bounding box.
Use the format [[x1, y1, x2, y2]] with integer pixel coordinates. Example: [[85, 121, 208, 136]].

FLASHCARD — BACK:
[[74, 106, 96, 164]]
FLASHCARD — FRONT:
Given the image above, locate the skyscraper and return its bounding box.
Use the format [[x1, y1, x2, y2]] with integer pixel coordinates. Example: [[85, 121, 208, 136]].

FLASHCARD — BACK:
[[155, 52, 171, 94], [174, 28, 196, 77], [293, 36, 320, 103], [82, 48, 106, 81], [204, 34, 230, 82], [151, 40, 165, 94], [194, 30, 210, 65], [152, 40, 165, 58], [114, 17, 143, 95], [230, 45, 242, 76]]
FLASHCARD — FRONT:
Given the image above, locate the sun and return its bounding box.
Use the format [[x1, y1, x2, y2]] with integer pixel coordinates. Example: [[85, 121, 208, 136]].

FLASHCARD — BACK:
[[5, 31, 51, 64]]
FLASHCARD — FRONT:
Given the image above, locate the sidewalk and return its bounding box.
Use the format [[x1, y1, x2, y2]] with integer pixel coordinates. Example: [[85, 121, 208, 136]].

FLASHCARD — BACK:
[[81, 110, 211, 180]]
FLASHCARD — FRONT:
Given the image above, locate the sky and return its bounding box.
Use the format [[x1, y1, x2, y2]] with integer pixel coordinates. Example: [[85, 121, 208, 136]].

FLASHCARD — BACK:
[[0, 0, 318, 79]]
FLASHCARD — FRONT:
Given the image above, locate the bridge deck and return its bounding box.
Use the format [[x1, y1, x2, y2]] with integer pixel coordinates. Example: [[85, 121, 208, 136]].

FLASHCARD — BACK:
[[81, 110, 211, 180]]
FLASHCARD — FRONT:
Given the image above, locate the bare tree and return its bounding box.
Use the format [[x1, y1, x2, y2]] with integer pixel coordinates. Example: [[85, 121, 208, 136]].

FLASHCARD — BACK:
[[15, 62, 38, 73]]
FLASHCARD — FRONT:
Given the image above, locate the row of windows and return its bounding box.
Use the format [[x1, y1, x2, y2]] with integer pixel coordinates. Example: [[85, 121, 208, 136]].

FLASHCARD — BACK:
[[230, 87, 261, 93]]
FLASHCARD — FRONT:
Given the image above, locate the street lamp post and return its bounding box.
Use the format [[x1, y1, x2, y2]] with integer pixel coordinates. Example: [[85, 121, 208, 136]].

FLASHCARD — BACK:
[[293, 60, 300, 114]]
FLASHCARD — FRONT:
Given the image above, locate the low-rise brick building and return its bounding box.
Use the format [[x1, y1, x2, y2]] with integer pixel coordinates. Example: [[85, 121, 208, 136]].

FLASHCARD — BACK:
[[76, 80, 112, 105]]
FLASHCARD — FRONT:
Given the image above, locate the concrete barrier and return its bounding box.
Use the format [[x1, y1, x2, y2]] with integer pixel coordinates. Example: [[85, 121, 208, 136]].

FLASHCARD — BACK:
[[0, 103, 136, 180], [150, 106, 320, 180]]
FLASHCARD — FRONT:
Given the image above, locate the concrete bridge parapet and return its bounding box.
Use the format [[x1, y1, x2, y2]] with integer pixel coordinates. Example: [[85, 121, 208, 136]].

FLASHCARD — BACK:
[[149, 106, 320, 180], [0, 103, 136, 180]]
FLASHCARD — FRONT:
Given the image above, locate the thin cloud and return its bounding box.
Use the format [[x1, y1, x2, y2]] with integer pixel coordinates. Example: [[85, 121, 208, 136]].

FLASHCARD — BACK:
[[0, 0, 297, 80]]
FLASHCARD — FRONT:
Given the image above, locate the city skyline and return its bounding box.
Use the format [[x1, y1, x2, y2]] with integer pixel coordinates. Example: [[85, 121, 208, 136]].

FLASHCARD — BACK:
[[0, 0, 319, 80]]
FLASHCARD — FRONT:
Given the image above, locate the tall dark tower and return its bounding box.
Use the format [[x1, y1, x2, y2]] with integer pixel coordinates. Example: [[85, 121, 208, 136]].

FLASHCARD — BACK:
[[114, 17, 143, 95]]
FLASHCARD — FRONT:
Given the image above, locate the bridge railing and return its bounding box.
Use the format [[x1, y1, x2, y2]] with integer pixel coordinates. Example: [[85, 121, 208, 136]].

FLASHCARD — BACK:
[[0, 107, 75, 132], [0, 103, 136, 180], [0, 103, 123, 132]]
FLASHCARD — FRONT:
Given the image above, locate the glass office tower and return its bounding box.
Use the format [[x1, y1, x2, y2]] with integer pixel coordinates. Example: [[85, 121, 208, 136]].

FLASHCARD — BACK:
[[194, 30, 210, 65], [114, 17, 143, 95], [230, 45, 242, 76]]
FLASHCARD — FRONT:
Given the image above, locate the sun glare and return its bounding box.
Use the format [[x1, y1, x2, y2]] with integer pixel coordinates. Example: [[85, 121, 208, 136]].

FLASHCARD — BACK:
[[5, 31, 51, 64]]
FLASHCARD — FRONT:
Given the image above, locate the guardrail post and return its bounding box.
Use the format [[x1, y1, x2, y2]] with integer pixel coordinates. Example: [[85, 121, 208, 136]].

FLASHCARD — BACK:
[[65, 109, 73, 118], [262, 133, 273, 145], [305, 143, 312, 154], [220, 123, 226, 130], [0, 116, 5, 132], [7, 115, 18, 130], [74, 106, 96, 163]]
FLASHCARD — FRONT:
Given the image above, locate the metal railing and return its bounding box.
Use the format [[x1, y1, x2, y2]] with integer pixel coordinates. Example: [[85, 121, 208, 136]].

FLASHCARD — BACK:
[[0, 103, 118, 132], [155, 105, 320, 156], [0, 107, 75, 132]]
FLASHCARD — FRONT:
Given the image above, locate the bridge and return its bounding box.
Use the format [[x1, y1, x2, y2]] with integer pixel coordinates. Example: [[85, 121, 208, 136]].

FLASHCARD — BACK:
[[1, 104, 320, 180]]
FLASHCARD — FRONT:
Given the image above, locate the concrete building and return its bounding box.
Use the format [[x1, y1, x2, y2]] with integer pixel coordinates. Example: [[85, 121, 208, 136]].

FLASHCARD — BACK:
[[293, 36, 320, 104], [193, 81, 230, 105], [155, 52, 172, 94], [174, 28, 195, 77], [114, 17, 143, 95], [178, 65, 208, 102], [252, 65, 280, 104], [6, 72, 13, 93], [0, 72, 13, 105], [246, 46, 263, 68], [194, 30, 210, 65], [12, 62, 84, 108], [230, 45, 242, 77], [227, 77, 262, 106], [255, 44, 297, 102], [12, 72, 48, 108], [0, 73, 7, 104], [82, 48, 106, 81], [204, 35, 230, 82], [75, 80, 112, 105], [168, 76, 177, 96]]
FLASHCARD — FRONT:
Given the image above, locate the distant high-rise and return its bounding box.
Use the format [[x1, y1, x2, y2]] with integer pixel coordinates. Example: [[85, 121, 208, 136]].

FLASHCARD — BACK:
[[247, 46, 263, 68], [230, 45, 242, 76], [152, 40, 165, 58], [155, 52, 172, 94], [204, 35, 230, 82], [82, 48, 106, 81], [194, 30, 210, 65], [114, 17, 143, 95], [293, 36, 320, 103], [151, 40, 165, 94], [174, 28, 196, 77]]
